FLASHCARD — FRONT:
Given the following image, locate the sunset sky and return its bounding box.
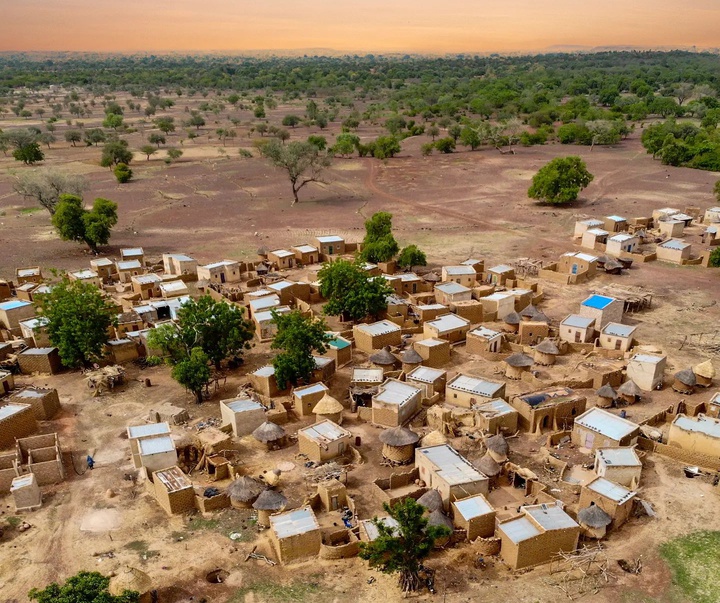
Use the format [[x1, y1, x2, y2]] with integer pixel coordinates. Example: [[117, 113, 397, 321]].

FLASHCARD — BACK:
[[2, 0, 720, 54]]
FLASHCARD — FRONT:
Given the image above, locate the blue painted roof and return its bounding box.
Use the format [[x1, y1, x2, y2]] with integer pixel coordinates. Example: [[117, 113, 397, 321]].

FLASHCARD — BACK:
[[582, 295, 615, 310]]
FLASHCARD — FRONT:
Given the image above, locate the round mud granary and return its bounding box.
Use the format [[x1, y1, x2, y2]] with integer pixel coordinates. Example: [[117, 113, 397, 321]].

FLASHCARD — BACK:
[[595, 384, 616, 408], [476, 453, 502, 486], [485, 434, 509, 463], [369, 347, 398, 373], [400, 348, 423, 374], [252, 489, 288, 527], [428, 509, 453, 547], [312, 393, 344, 425], [416, 488, 444, 513], [577, 504, 612, 540], [252, 421, 287, 450], [504, 353, 534, 380], [227, 476, 264, 509], [693, 360, 715, 388], [109, 567, 153, 602], [672, 369, 696, 395], [379, 425, 420, 464], [503, 312, 521, 333], [533, 339, 559, 366], [617, 380, 641, 405]]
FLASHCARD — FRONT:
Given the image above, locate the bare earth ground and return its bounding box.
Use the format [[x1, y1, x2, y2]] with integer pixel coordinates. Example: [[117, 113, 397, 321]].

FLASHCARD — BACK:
[[0, 100, 719, 603]]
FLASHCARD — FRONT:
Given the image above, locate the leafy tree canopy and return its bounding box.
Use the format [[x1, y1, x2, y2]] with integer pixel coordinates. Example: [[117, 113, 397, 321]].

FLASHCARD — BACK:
[[397, 245, 427, 270], [29, 571, 139, 603], [271, 310, 330, 389], [360, 211, 399, 263], [318, 259, 393, 321], [52, 194, 118, 252], [528, 156, 594, 205], [259, 139, 331, 205]]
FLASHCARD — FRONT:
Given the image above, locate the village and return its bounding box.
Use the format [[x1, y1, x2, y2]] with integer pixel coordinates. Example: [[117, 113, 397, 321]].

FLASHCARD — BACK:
[[0, 193, 719, 602]]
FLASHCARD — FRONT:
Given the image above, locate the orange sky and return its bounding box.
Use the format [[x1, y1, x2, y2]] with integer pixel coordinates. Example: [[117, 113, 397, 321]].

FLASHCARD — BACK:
[[2, 0, 720, 53]]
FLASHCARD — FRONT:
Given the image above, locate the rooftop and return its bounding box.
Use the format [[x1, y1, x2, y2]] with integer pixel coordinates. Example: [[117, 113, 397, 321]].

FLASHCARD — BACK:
[[269, 249, 294, 258], [268, 280, 295, 291], [127, 422, 171, 440], [407, 366, 446, 384], [606, 215, 626, 222], [517, 387, 579, 408], [293, 383, 328, 397], [253, 365, 275, 378], [164, 253, 195, 262], [426, 313, 470, 333], [17, 267, 41, 277], [299, 419, 350, 444], [356, 320, 401, 336], [586, 477, 636, 504], [473, 398, 516, 417], [586, 228, 609, 236], [0, 403, 31, 421], [672, 414, 720, 439], [375, 379, 422, 406], [658, 239, 691, 250], [20, 347, 56, 356], [631, 353, 665, 365], [448, 374, 504, 398], [138, 435, 175, 455], [225, 398, 265, 413], [417, 444, 487, 486], [70, 269, 98, 279], [499, 515, 541, 544], [360, 516, 400, 541], [443, 265, 476, 276], [203, 259, 238, 269], [270, 506, 319, 538], [254, 306, 291, 323], [132, 274, 161, 285], [524, 503, 579, 531], [435, 282, 471, 295], [351, 367, 384, 382], [154, 466, 192, 492], [117, 260, 142, 270], [582, 294, 617, 310], [454, 494, 494, 520], [121, 247, 144, 256], [575, 407, 639, 441], [249, 296, 281, 312], [160, 280, 188, 293], [602, 323, 637, 338], [415, 338, 446, 348], [0, 300, 32, 311], [91, 257, 114, 266], [609, 233, 636, 242], [469, 326, 503, 340], [293, 244, 318, 254], [596, 447, 641, 467], [488, 264, 514, 273], [19, 317, 49, 330], [316, 235, 344, 243]]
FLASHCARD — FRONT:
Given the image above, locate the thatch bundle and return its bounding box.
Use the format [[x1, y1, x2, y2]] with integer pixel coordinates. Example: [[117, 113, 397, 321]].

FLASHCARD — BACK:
[[420, 430, 448, 447], [252, 489, 287, 511], [578, 505, 612, 529], [109, 567, 152, 597], [596, 384, 617, 408], [416, 489, 443, 512], [476, 454, 502, 478], [534, 339, 559, 365], [503, 312, 521, 327], [400, 348, 423, 365], [312, 393, 344, 415], [694, 360, 715, 387], [673, 369, 696, 394], [617, 380, 641, 403], [252, 421, 286, 443], [505, 353, 534, 367], [379, 425, 420, 447]]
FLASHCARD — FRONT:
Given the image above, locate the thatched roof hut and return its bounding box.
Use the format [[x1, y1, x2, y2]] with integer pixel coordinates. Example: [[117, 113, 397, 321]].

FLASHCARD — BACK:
[[520, 305, 538, 320], [252, 489, 288, 526], [617, 380, 641, 404], [693, 360, 715, 387], [532, 311, 550, 324], [603, 258, 624, 274], [312, 393, 344, 424], [228, 476, 265, 508], [596, 384, 617, 408], [252, 421, 287, 448], [504, 353, 534, 379], [578, 504, 612, 539], [400, 348, 423, 371], [417, 489, 444, 512], [423, 271, 441, 283], [476, 453, 502, 478], [672, 369, 696, 394], [109, 567, 152, 599], [421, 430, 447, 447], [485, 434, 509, 463], [379, 425, 420, 464], [427, 509, 453, 547], [503, 312, 521, 332], [534, 339, 560, 366], [370, 346, 398, 370]]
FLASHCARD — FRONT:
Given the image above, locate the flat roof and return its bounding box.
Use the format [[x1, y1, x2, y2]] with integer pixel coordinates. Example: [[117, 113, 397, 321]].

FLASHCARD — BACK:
[[375, 379, 421, 406], [426, 313, 470, 333], [672, 414, 720, 439], [327, 336, 351, 350], [488, 264, 514, 273], [561, 314, 596, 329], [268, 280, 295, 291], [91, 257, 114, 266], [70, 269, 98, 279], [160, 280, 188, 292], [0, 403, 31, 421], [270, 506, 319, 538], [415, 338, 446, 348], [454, 494, 494, 520], [579, 219, 604, 226], [434, 282, 471, 295], [448, 374, 504, 397], [294, 383, 328, 397], [659, 239, 690, 250], [249, 296, 281, 311], [417, 303, 447, 311], [352, 367, 384, 382], [133, 274, 161, 285], [596, 447, 641, 467], [17, 267, 40, 277], [407, 366, 446, 384], [121, 247, 144, 255], [360, 516, 399, 541], [609, 233, 635, 242], [483, 292, 514, 302], [164, 253, 195, 262], [203, 260, 238, 269], [11, 474, 35, 490], [517, 387, 578, 408], [19, 317, 49, 330], [299, 419, 350, 444], [127, 422, 171, 440], [602, 323, 636, 338], [443, 265, 476, 275], [416, 444, 487, 486], [316, 235, 344, 243], [356, 320, 401, 336], [20, 347, 56, 355], [500, 516, 541, 544], [225, 398, 265, 413], [524, 503, 578, 531], [253, 365, 275, 378], [13, 388, 49, 399], [582, 294, 617, 310], [269, 249, 294, 258], [469, 326, 502, 340], [117, 260, 142, 270], [587, 477, 636, 504], [293, 244, 318, 254], [575, 407, 639, 441], [631, 353, 665, 365], [154, 466, 192, 492], [138, 435, 175, 455], [606, 215, 626, 222], [586, 228, 609, 236], [473, 398, 516, 417], [254, 306, 291, 323], [0, 300, 32, 311], [313, 355, 333, 369]]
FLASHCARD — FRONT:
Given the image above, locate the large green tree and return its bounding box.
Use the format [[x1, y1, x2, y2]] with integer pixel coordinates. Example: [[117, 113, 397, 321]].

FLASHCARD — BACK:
[[397, 245, 427, 271], [271, 310, 330, 389], [171, 347, 212, 404], [36, 279, 116, 368], [318, 259, 393, 322], [52, 194, 118, 252], [527, 156, 594, 205], [360, 211, 399, 263], [359, 498, 451, 593], [100, 139, 133, 167], [29, 571, 139, 603]]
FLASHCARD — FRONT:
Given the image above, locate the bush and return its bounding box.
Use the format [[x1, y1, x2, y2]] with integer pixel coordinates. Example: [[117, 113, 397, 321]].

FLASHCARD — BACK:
[[434, 137, 455, 153], [113, 163, 132, 183]]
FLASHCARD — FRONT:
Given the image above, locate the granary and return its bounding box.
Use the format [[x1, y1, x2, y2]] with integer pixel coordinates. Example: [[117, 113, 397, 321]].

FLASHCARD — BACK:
[[417, 489, 444, 512], [248, 294, 281, 317], [423, 313, 472, 343], [116, 259, 144, 283], [359, 516, 400, 542], [504, 353, 534, 380], [324, 334, 352, 367], [253, 306, 291, 342], [253, 490, 288, 527], [249, 365, 287, 397], [17, 347, 62, 375], [297, 419, 352, 462], [127, 422, 171, 468], [269, 506, 323, 564], [353, 320, 402, 353], [369, 347, 398, 373], [414, 303, 449, 322], [466, 326, 503, 356], [228, 476, 265, 509], [406, 366, 446, 399], [617, 379, 642, 404], [105, 338, 139, 364], [596, 384, 617, 408], [15, 267, 43, 285], [293, 383, 329, 417], [10, 387, 60, 421], [534, 339, 560, 366], [399, 347, 423, 373], [579, 294, 623, 329], [267, 249, 296, 270], [511, 388, 587, 434], [485, 264, 515, 286], [485, 433, 509, 463], [581, 228, 609, 250], [434, 282, 472, 305], [0, 404, 37, 449], [473, 399, 518, 434], [452, 494, 496, 541], [372, 378, 422, 427], [151, 466, 195, 515], [594, 447, 642, 489], [291, 244, 319, 265], [606, 233, 639, 256], [478, 292, 515, 320], [572, 407, 640, 450], [120, 247, 145, 264], [626, 353, 667, 391], [108, 568, 153, 603], [579, 477, 637, 529], [604, 215, 628, 232], [415, 444, 489, 506], [658, 219, 684, 238], [312, 392, 344, 424], [656, 239, 692, 264], [599, 323, 637, 352], [162, 253, 197, 277], [159, 280, 189, 299], [558, 251, 598, 277], [414, 337, 451, 368], [0, 299, 35, 332], [253, 421, 287, 450], [693, 360, 715, 388], [503, 311, 521, 333], [90, 257, 117, 283], [476, 453, 503, 486], [11, 473, 42, 512], [428, 509, 454, 547], [379, 425, 420, 464], [496, 502, 580, 570], [672, 369, 696, 394], [314, 235, 345, 257], [68, 269, 102, 287], [577, 504, 613, 540], [137, 435, 176, 473], [574, 218, 605, 238], [667, 414, 720, 457], [446, 374, 506, 408], [220, 397, 266, 437], [196, 260, 241, 284], [19, 317, 50, 347], [441, 265, 477, 287]]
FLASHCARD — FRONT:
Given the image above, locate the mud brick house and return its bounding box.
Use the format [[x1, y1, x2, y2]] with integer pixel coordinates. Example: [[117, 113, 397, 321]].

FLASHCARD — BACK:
[[658, 219, 685, 238], [350, 367, 385, 387], [579, 294, 623, 329], [579, 477, 636, 529], [314, 235, 345, 257], [473, 399, 519, 434], [68, 269, 102, 288], [0, 300, 35, 333], [485, 264, 516, 287], [558, 252, 598, 277], [131, 274, 162, 300], [19, 317, 50, 347], [667, 414, 720, 457], [10, 473, 41, 511], [441, 266, 477, 288], [446, 374, 506, 408], [511, 388, 587, 434], [292, 383, 329, 418], [196, 260, 242, 284], [415, 444, 489, 507], [497, 503, 580, 569], [253, 306, 291, 342], [581, 228, 609, 250], [297, 420, 352, 463], [162, 254, 197, 278], [461, 258, 485, 273], [159, 280, 190, 299], [703, 206, 720, 224], [656, 239, 692, 264], [267, 249, 296, 270], [466, 326, 504, 356], [594, 448, 642, 489], [10, 387, 60, 421], [269, 506, 322, 564], [292, 244, 319, 265], [406, 366, 447, 399], [359, 516, 400, 542], [626, 353, 666, 391], [105, 339, 139, 364], [17, 347, 62, 375], [574, 218, 604, 238], [414, 338, 451, 368], [452, 494, 496, 541], [16, 267, 43, 285], [16, 433, 64, 486], [604, 215, 627, 233], [115, 311, 144, 338], [571, 407, 640, 450], [312, 355, 336, 383], [606, 233, 639, 256], [0, 404, 37, 449], [479, 292, 515, 320], [90, 257, 117, 283], [324, 334, 352, 367], [14, 282, 40, 302], [353, 320, 402, 353], [423, 314, 472, 343], [434, 282, 472, 305], [559, 315, 596, 344], [414, 303, 448, 322], [266, 281, 299, 305], [152, 466, 195, 515], [127, 423, 171, 468], [518, 320, 549, 346], [372, 378, 423, 427], [450, 300, 484, 324], [120, 247, 145, 264], [137, 435, 177, 473], [249, 365, 287, 397], [116, 260, 144, 283], [599, 323, 637, 352], [248, 294, 281, 318]]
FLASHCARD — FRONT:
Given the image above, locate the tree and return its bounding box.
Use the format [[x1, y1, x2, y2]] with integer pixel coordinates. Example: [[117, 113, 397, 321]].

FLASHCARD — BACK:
[[114, 163, 132, 183], [64, 130, 82, 146], [708, 247, 720, 268], [460, 125, 482, 150], [186, 113, 205, 129], [29, 571, 139, 603], [385, 114, 406, 136], [528, 156, 594, 205], [359, 498, 451, 592], [307, 135, 327, 150], [140, 144, 157, 160], [215, 128, 236, 146], [282, 114, 301, 128], [397, 245, 427, 271], [427, 125, 440, 140], [36, 279, 115, 368], [260, 139, 332, 205], [171, 347, 211, 404], [166, 148, 183, 162], [84, 128, 106, 146], [373, 136, 401, 159], [14, 168, 87, 214], [271, 310, 330, 389], [255, 122, 268, 136], [155, 116, 175, 135], [12, 139, 44, 164], [434, 137, 455, 153], [448, 123, 462, 142], [318, 259, 393, 321], [39, 132, 56, 149], [360, 211, 399, 263], [102, 114, 123, 130], [100, 139, 132, 167], [52, 194, 118, 252], [332, 133, 359, 157], [148, 133, 166, 148]]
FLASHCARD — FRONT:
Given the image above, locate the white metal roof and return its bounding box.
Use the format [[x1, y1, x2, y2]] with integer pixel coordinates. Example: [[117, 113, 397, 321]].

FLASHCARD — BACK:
[[70, 269, 98, 279], [17, 267, 41, 277], [203, 260, 238, 269], [630, 353, 665, 365], [407, 366, 446, 384], [595, 447, 641, 467], [356, 320, 400, 336], [164, 253, 195, 262], [606, 215, 626, 222], [299, 419, 350, 444], [586, 228, 609, 236], [448, 374, 504, 397], [138, 435, 175, 455], [575, 407, 639, 441], [270, 506, 319, 538], [435, 282, 471, 295], [375, 379, 421, 406], [672, 414, 720, 439], [417, 444, 487, 486], [483, 292, 514, 302], [253, 365, 275, 377], [293, 244, 318, 254], [587, 477, 636, 504], [461, 258, 483, 265], [524, 503, 579, 531], [473, 398, 516, 417], [415, 338, 446, 348], [470, 326, 502, 340], [269, 249, 294, 258], [352, 367, 384, 382], [133, 274, 161, 285], [268, 280, 295, 291], [488, 264, 514, 273], [117, 260, 142, 270], [160, 280, 188, 293], [579, 219, 604, 226], [443, 265, 476, 275], [19, 317, 49, 330], [316, 235, 344, 243], [397, 272, 421, 282], [127, 422, 171, 440], [426, 313, 470, 333], [249, 296, 281, 312], [500, 516, 541, 543], [361, 516, 400, 540], [294, 383, 328, 397], [454, 494, 494, 520], [313, 355, 333, 369], [246, 289, 273, 298], [609, 233, 636, 242], [11, 474, 35, 490], [254, 306, 291, 323], [91, 257, 114, 266], [601, 323, 636, 338], [658, 239, 690, 250], [0, 403, 31, 421], [225, 398, 265, 413], [121, 247, 144, 256]]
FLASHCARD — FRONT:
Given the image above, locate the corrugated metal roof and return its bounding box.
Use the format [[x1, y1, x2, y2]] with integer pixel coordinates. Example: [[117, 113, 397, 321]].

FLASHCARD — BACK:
[[448, 374, 504, 397], [0, 300, 32, 310], [270, 506, 319, 538], [70, 269, 98, 279], [426, 314, 470, 333], [269, 249, 294, 258], [581, 295, 616, 310], [117, 260, 142, 270], [138, 435, 175, 455], [435, 282, 471, 295], [672, 414, 720, 439], [127, 423, 171, 439], [10, 474, 35, 489], [606, 215, 626, 222], [470, 326, 502, 340], [375, 379, 421, 406], [268, 280, 295, 291], [121, 247, 144, 256], [300, 420, 350, 443], [316, 235, 344, 243], [631, 353, 665, 364], [417, 444, 487, 486], [20, 347, 56, 355], [17, 268, 40, 277], [601, 323, 636, 338], [407, 366, 445, 383], [253, 366, 275, 377], [575, 407, 638, 441], [596, 447, 641, 467], [254, 306, 291, 323], [0, 403, 31, 421], [225, 398, 265, 413], [659, 239, 690, 250], [587, 477, 636, 504], [483, 292, 514, 302], [580, 219, 604, 226], [415, 338, 446, 348], [525, 504, 579, 531], [609, 233, 635, 242], [417, 304, 447, 311], [361, 517, 399, 541], [500, 516, 541, 543], [133, 274, 161, 285], [155, 466, 192, 492], [357, 320, 400, 336], [454, 495, 493, 519], [313, 355, 333, 369], [165, 253, 195, 262], [293, 244, 318, 253], [249, 296, 281, 311], [203, 260, 238, 269], [19, 317, 49, 330], [444, 265, 476, 275], [489, 264, 514, 273], [91, 257, 114, 266], [294, 383, 328, 397], [473, 398, 515, 417], [352, 368, 384, 382], [161, 280, 188, 292], [586, 228, 609, 236]]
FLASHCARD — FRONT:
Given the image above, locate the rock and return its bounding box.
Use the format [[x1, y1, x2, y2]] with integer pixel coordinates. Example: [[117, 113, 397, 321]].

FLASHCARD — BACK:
[[106, 489, 116, 498]]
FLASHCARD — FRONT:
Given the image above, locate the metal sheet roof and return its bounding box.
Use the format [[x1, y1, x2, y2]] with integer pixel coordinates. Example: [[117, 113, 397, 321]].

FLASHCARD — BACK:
[[316, 235, 344, 243], [672, 414, 720, 439], [499, 516, 541, 543], [294, 383, 328, 397], [356, 320, 400, 336], [375, 379, 421, 406], [435, 282, 471, 295], [352, 368, 384, 382], [269, 249, 294, 258], [596, 447, 641, 467], [268, 280, 295, 291], [270, 506, 319, 538], [0, 404, 31, 421], [601, 323, 636, 338], [415, 338, 446, 348], [407, 366, 445, 383], [470, 326, 502, 340], [160, 280, 188, 292], [525, 504, 579, 531], [254, 306, 291, 323], [582, 295, 616, 310], [489, 264, 514, 273], [249, 296, 281, 311], [575, 408, 639, 441], [448, 374, 504, 397], [127, 423, 171, 440], [225, 398, 265, 413], [561, 314, 596, 329], [606, 215, 626, 222], [454, 495, 494, 520], [444, 265, 476, 275], [70, 269, 98, 279], [17, 268, 40, 277], [587, 477, 636, 504], [133, 274, 161, 285], [659, 239, 690, 250], [117, 260, 142, 270], [121, 247, 144, 256], [293, 244, 318, 253], [361, 517, 399, 541], [586, 228, 609, 236], [203, 260, 238, 269], [253, 366, 275, 377], [426, 314, 470, 333], [138, 435, 175, 455], [0, 300, 32, 310], [631, 353, 665, 365], [473, 398, 516, 417], [609, 233, 635, 242], [19, 317, 49, 330], [417, 444, 487, 486], [300, 420, 350, 443]]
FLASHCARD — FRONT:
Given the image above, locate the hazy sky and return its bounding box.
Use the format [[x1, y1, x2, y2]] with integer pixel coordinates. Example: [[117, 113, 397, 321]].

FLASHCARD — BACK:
[[2, 0, 720, 53]]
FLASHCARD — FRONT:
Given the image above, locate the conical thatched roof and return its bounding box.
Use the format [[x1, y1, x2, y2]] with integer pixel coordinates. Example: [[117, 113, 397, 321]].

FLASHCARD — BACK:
[[503, 312, 521, 325], [252, 421, 286, 443], [421, 430, 448, 447], [252, 489, 288, 511], [476, 454, 502, 477], [370, 346, 397, 366], [379, 425, 420, 447], [505, 353, 534, 368], [400, 348, 423, 364], [417, 489, 444, 512], [604, 258, 624, 271], [109, 567, 152, 596], [486, 434, 509, 456], [596, 255, 610, 265], [674, 369, 696, 387], [617, 380, 641, 397], [597, 384, 617, 399], [428, 509, 453, 530], [578, 504, 612, 529], [312, 393, 344, 415], [694, 360, 716, 379], [227, 476, 265, 502], [535, 339, 559, 355], [532, 311, 550, 324], [424, 271, 441, 282], [520, 304, 538, 318]]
